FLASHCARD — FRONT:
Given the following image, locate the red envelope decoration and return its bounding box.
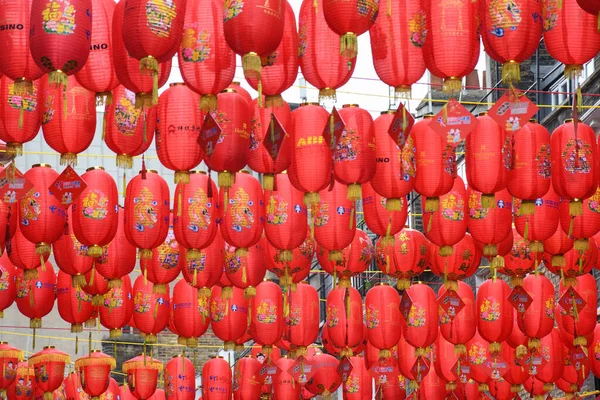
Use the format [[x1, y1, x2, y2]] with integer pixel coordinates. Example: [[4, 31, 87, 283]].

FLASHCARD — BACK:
[[507, 285, 533, 314], [409, 356, 430, 383], [429, 98, 478, 147], [287, 356, 314, 385], [485, 356, 508, 380], [370, 359, 399, 387], [198, 112, 223, 159], [264, 113, 287, 160], [322, 107, 345, 151], [452, 360, 472, 384], [399, 291, 413, 321], [488, 90, 539, 133], [50, 166, 87, 207], [337, 356, 354, 383], [559, 286, 587, 317], [258, 358, 278, 386], [388, 102, 414, 149], [438, 290, 465, 320], [0, 164, 33, 205]]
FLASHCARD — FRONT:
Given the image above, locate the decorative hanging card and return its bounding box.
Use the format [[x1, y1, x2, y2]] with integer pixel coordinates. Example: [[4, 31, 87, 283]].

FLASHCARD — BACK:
[[199, 112, 223, 159], [399, 291, 414, 321], [287, 356, 315, 385], [558, 286, 586, 317], [488, 90, 539, 132], [322, 107, 345, 151], [264, 113, 287, 160], [0, 165, 33, 204], [369, 359, 399, 387], [49, 166, 87, 206], [438, 290, 465, 320], [388, 103, 414, 149], [337, 356, 354, 383], [507, 286, 533, 314], [429, 98, 478, 147]]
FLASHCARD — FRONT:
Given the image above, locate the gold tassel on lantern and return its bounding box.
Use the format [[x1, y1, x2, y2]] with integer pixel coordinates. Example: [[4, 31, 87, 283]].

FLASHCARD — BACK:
[[242, 53, 262, 79], [443, 77, 462, 94], [200, 95, 218, 112], [339, 33, 358, 59], [347, 184, 361, 202], [139, 57, 159, 105], [385, 197, 402, 212], [502, 60, 521, 84]]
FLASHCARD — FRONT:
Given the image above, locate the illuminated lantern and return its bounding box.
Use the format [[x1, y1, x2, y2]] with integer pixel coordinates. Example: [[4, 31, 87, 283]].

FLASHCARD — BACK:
[[476, 278, 513, 354], [156, 83, 203, 183], [15, 261, 55, 328], [56, 271, 93, 333], [19, 164, 65, 258], [82, 267, 109, 306], [438, 280, 476, 355], [535, 328, 564, 392], [211, 285, 249, 350], [343, 356, 371, 400], [124, 170, 170, 260], [429, 233, 482, 291], [365, 284, 401, 359], [224, 239, 267, 298], [104, 86, 156, 169], [552, 119, 597, 226], [559, 186, 600, 252], [95, 208, 137, 288], [112, 1, 172, 107], [52, 209, 94, 287], [370, 111, 416, 209], [8, 225, 50, 280], [132, 276, 170, 343], [466, 113, 509, 207], [362, 182, 407, 245], [29, 346, 69, 400], [122, 355, 163, 400], [500, 228, 538, 286], [0, 342, 23, 397], [288, 103, 331, 205], [204, 90, 251, 190], [508, 120, 552, 210], [419, 365, 447, 400], [543, 0, 600, 77], [322, 0, 377, 59], [285, 281, 320, 356], [370, 0, 426, 94], [202, 356, 231, 400], [434, 334, 461, 391], [263, 173, 306, 261], [0, 76, 42, 157], [318, 229, 374, 287], [274, 358, 300, 399], [164, 356, 195, 400], [333, 104, 376, 201], [465, 332, 492, 391], [543, 224, 574, 271], [232, 357, 261, 400], [265, 231, 314, 287], [422, 0, 479, 92], [518, 273, 555, 350], [0, 254, 17, 318], [29, 0, 92, 86], [305, 354, 342, 398], [480, 0, 542, 83], [171, 279, 210, 347], [72, 167, 118, 257], [249, 280, 283, 353], [180, 231, 224, 297], [173, 171, 218, 259], [140, 218, 180, 294], [75, 351, 115, 400], [7, 362, 35, 400], [178, 0, 234, 111], [74, 0, 119, 98], [514, 186, 559, 253], [99, 275, 133, 338], [40, 76, 96, 166], [222, 0, 284, 91], [557, 273, 597, 346], [326, 285, 364, 356], [313, 181, 356, 262], [467, 188, 511, 261], [298, 0, 356, 100], [413, 116, 455, 212], [401, 283, 438, 356], [219, 171, 264, 257], [422, 176, 467, 256]]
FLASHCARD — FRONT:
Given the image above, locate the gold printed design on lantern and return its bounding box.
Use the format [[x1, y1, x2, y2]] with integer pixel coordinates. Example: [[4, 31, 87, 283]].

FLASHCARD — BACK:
[[145, 0, 177, 38], [133, 187, 158, 232], [230, 188, 254, 231], [42, 0, 76, 35], [440, 0, 466, 37]]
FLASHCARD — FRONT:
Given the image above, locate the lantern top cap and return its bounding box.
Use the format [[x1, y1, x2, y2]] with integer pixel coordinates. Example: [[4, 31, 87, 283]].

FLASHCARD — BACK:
[[565, 118, 582, 123], [380, 110, 395, 115], [342, 104, 359, 108], [529, 119, 537, 123], [32, 163, 52, 168], [241, 170, 251, 175], [210, 356, 224, 359], [423, 114, 434, 119], [232, 82, 241, 86], [191, 171, 207, 175], [0, 341, 7, 344], [169, 83, 185, 87], [300, 102, 320, 107], [86, 166, 105, 172], [139, 169, 158, 175], [221, 88, 237, 94], [43, 346, 55, 349], [478, 112, 488, 117]]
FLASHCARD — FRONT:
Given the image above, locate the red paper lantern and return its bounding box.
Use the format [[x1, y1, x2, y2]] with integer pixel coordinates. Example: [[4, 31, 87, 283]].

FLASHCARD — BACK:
[[422, 0, 480, 92], [365, 284, 401, 358], [401, 283, 438, 358], [29, 0, 92, 86], [132, 276, 170, 343], [211, 285, 249, 350], [322, 0, 378, 59], [465, 332, 492, 390], [164, 356, 195, 400], [545, 242, 597, 284], [434, 333, 461, 391], [52, 208, 93, 287], [503, 345, 529, 390], [29, 346, 69, 400], [476, 278, 513, 355], [179, 231, 224, 296], [0, 182, 17, 254], [343, 356, 372, 400], [99, 274, 133, 338], [265, 231, 314, 287], [422, 176, 467, 256], [429, 233, 482, 291], [535, 328, 564, 391], [171, 279, 210, 347], [82, 266, 109, 306], [379, 376, 407, 400], [467, 188, 512, 260], [370, 0, 426, 94], [156, 83, 203, 183], [543, 224, 574, 271], [122, 355, 163, 400], [202, 356, 231, 400], [0, 76, 43, 157], [0, 254, 17, 318], [325, 285, 364, 356], [499, 228, 539, 286], [288, 103, 331, 204], [15, 261, 55, 328], [418, 365, 447, 400], [101, 378, 119, 400], [232, 357, 261, 400], [219, 171, 264, 256], [590, 324, 600, 377], [557, 273, 597, 346], [397, 334, 430, 386], [224, 239, 267, 297], [56, 270, 93, 333], [204, 90, 252, 190], [413, 116, 455, 212], [285, 281, 319, 356], [438, 280, 476, 355], [124, 170, 170, 260], [178, 0, 234, 111], [112, 1, 172, 107], [74, 0, 119, 97], [518, 273, 555, 350], [40, 75, 96, 166], [577, 0, 600, 28], [333, 104, 376, 201], [249, 280, 283, 352], [559, 186, 600, 252], [6, 362, 35, 400], [75, 351, 115, 400], [370, 111, 416, 209], [488, 379, 512, 400], [8, 225, 50, 280], [297, 0, 356, 100], [0, 343, 23, 397], [362, 182, 407, 244], [140, 217, 181, 294], [480, 0, 543, 83], [561, 345, 591, 390], [318, 229, 374, 286], [543, 0, 600, 77], [274, 358, 300, 400], [513, 186, 559, 254], [304, 354, 342, 398], [247, 100, 292, 190]]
